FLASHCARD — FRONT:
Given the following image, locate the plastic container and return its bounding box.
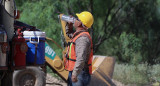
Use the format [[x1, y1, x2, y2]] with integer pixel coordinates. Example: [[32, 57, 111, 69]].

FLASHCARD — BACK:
[[23, 31, 46, 65], [61, 15, 76, 23], [0, 29, 8, 70]]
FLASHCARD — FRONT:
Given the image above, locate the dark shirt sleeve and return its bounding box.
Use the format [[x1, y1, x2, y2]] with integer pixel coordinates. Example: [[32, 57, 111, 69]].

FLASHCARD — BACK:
[[72, 36, 91, 76]]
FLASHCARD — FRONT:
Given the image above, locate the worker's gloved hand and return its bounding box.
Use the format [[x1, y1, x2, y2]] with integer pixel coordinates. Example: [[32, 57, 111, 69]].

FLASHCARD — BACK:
[[66, 22, 73, 35], [71, 75, 78, 82], [67, 22, 73, 30]]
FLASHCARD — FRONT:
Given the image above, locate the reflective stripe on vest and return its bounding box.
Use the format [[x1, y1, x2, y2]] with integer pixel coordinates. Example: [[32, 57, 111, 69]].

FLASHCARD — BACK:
[[69, 43, 72, 59], [64, 32, 93, 74]]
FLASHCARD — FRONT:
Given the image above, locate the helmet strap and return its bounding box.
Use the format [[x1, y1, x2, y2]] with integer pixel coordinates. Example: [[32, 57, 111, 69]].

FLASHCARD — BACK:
[[82, 23, 87, 29]]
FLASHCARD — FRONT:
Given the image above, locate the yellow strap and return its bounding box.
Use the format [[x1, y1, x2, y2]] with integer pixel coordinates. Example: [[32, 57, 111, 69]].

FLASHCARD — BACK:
[[69, 43, 72, 59]]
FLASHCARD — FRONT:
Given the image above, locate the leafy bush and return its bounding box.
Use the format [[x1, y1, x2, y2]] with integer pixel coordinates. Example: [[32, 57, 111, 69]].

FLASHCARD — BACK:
[[16, 0, 65, 57], [113, 63, 160, 85], [97, 32, 143, 64]]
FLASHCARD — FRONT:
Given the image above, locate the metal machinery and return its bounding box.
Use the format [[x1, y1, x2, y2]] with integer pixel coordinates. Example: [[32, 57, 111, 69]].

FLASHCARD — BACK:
[[0, 0, 116, 86], [0, 0, 14, 86]]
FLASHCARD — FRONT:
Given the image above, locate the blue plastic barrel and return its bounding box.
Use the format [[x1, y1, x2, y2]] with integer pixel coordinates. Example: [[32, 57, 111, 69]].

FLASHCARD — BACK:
[[23, 31, 46, 65]]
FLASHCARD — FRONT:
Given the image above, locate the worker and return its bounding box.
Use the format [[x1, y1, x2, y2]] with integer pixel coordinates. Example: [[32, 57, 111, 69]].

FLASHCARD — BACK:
[[64, 11, 94, 86]]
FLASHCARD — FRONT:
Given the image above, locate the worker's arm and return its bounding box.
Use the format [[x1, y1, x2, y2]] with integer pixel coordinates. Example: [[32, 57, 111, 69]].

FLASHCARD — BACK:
[[72, 36, 91, 77]]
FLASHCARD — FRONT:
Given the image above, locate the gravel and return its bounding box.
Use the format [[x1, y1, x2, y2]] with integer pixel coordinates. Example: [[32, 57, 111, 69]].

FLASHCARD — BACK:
[[46, 74, 67, 86], [46, 73, 127, 86]]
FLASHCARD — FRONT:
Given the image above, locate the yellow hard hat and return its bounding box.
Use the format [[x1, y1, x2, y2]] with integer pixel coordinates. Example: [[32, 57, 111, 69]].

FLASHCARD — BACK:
[[76, 11, 94, 28]]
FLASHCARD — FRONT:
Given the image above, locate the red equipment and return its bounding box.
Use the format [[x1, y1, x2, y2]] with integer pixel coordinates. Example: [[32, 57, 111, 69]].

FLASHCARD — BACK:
[[13, 28, 28, 69]]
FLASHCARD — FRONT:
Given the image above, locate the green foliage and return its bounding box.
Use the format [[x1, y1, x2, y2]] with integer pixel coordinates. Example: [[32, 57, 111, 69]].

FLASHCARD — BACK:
[[15, 0, 160, 85], [94, 0, 160, 64], [17, 0, 66, 57], [113, 63, 160, 85], [97, 32, 142, 64], [119, 32, 142, 64], [16, 0, 160, 64]]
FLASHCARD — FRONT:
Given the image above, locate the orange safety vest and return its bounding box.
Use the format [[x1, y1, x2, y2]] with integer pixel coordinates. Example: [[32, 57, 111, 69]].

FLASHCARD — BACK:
[[64, 31, 93, 74]]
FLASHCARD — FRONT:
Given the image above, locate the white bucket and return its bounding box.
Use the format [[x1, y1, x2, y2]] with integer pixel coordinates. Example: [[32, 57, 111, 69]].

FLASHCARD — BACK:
[[23, 31, 46, 44]]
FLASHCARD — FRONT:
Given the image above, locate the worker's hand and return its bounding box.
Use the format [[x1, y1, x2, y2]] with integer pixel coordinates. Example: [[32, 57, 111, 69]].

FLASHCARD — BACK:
[[68, 22, 73, 29], [66, 22, 73, 33], [71, 75, 78, 82]]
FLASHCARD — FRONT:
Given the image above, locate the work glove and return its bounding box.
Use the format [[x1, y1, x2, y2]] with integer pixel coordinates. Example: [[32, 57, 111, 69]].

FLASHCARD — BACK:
[[65, 22, 74, 38], [66, 22, 73, 33]]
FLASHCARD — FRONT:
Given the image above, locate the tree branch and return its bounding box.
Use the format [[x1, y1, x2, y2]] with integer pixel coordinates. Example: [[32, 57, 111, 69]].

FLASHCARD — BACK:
[[89, 0, 94, 37], [104, 0, 127, 33], [94, 1, 139, 53], [94, 1, 126, 52], [94, 0, 117, 51], [102, 0, 117, 31], [66, 0, 74, 15]]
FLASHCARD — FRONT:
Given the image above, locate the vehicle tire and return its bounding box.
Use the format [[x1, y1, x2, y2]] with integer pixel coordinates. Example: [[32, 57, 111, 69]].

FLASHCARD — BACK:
[[13, 67, 46, 86], [1, 71, 13, 86]]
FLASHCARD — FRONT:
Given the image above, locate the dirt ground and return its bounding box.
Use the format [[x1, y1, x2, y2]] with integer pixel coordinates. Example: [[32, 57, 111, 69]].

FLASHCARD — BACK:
[[112, 79, 126, 86], [46, 74, 67, 86], [46, 73, 126, 86]]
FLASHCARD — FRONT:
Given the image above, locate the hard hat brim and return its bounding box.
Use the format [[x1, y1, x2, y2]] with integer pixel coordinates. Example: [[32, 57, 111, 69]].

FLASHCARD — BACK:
[[76, 13, 80, 19], [76, 13, 79, 17]]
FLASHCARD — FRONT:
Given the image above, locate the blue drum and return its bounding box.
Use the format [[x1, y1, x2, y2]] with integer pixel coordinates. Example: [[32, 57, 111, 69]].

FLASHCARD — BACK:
[[23, 31, 46, 65]]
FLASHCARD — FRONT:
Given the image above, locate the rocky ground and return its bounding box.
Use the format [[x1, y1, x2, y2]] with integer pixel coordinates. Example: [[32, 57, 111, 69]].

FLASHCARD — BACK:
[[112, 79, 125, 86], [46, 74, 67, 86], [46, 73, 127, 86]]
